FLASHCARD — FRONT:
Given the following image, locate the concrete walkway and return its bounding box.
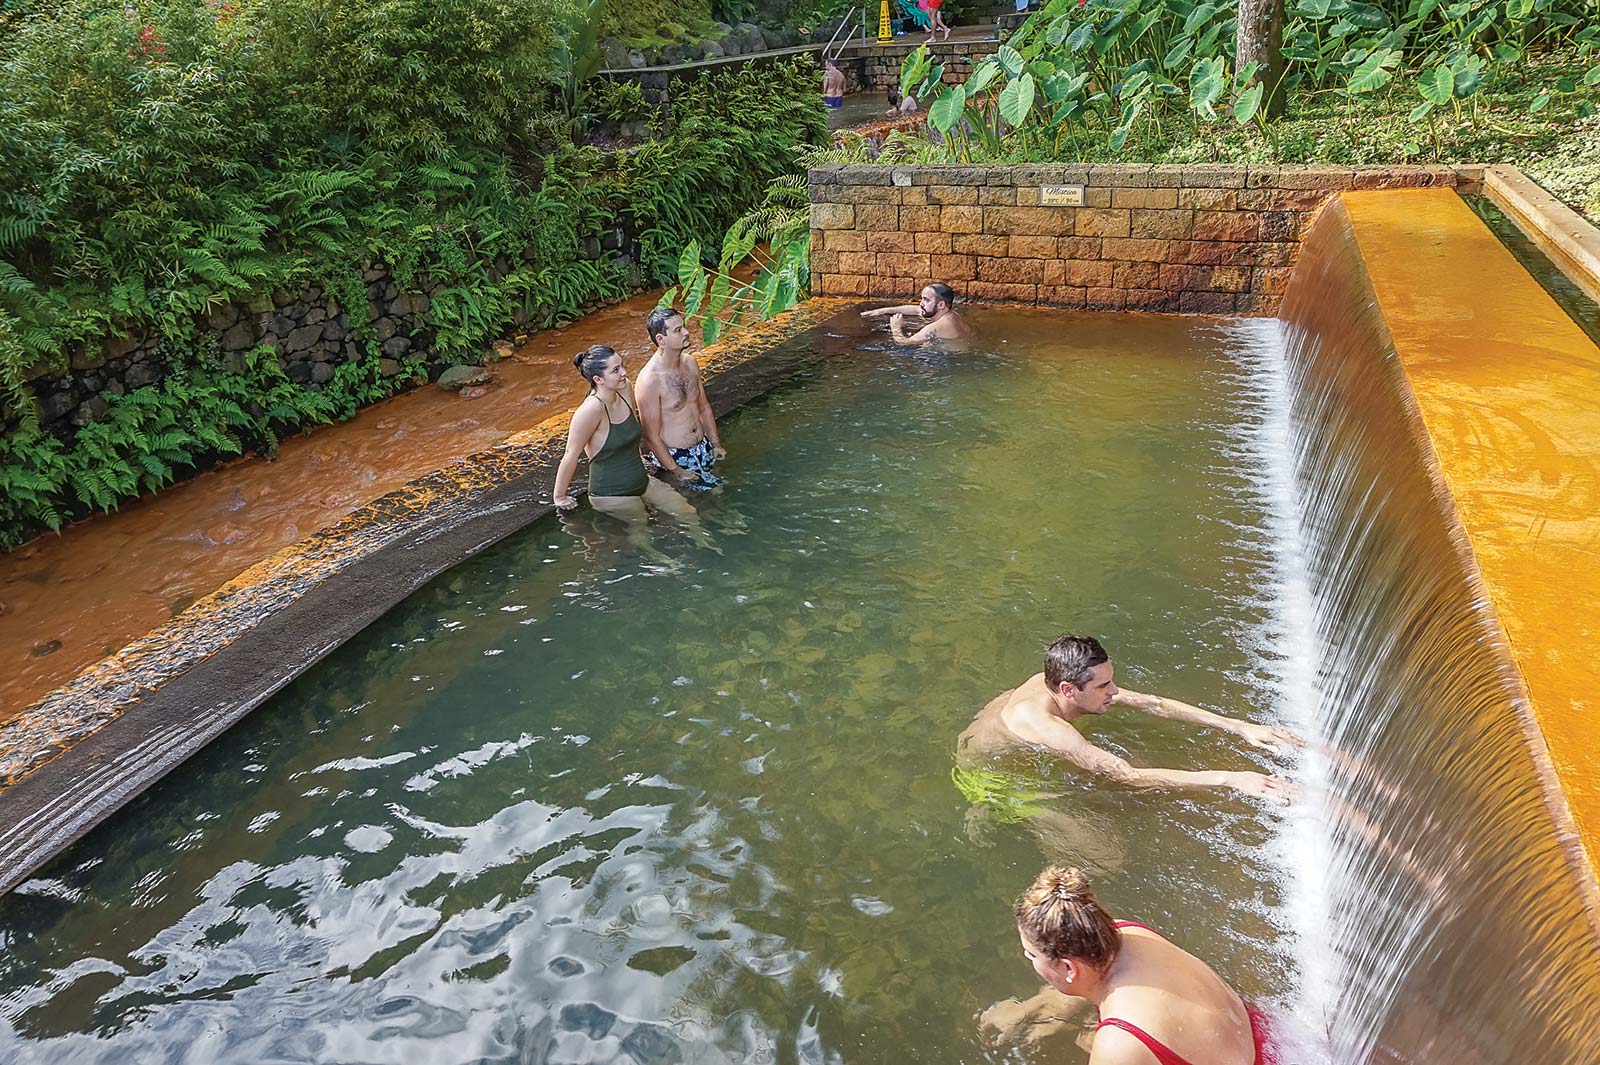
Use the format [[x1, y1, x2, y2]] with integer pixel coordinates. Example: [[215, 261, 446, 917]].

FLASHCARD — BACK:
[[599, 24, 999, 76]]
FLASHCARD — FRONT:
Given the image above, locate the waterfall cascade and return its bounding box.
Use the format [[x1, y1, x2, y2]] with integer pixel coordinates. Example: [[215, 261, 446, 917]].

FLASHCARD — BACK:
[[1268, 198, 1600, 1063]]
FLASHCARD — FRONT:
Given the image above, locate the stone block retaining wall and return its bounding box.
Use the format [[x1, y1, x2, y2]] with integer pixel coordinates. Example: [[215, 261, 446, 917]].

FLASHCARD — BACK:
[[808, 163, 1483, 314], [834, 39, 999, 93], [20, 229, 637, 438]]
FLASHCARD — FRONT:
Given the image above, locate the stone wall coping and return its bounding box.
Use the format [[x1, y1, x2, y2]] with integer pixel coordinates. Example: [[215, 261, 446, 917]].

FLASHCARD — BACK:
[[810, 162, 1486, 189], [1484, 165, 1600, 305]]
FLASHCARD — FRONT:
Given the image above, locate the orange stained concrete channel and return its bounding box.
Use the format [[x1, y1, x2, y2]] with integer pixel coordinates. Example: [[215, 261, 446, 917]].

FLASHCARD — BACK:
[[1341, 188, 1600, 875], [0, 288, 683, 721]]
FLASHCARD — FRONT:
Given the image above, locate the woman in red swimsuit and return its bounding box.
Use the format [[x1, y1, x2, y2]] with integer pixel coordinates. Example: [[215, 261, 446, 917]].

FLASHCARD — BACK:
[[998, 866, 1277, 1065]]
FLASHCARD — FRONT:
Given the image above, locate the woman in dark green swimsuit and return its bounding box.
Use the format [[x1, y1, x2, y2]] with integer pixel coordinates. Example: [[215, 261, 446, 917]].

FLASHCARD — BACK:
[[553, 346, 698, 527]]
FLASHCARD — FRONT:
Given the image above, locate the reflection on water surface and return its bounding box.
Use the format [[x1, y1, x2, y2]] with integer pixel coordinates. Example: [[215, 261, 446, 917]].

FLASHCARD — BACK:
[[0, 310, 1306, 1064]]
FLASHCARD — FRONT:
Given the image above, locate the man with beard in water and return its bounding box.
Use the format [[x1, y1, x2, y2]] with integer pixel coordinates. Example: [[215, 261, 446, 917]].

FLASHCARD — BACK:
[[957, 634, 1298, 799], [860, 282, 974, 345]]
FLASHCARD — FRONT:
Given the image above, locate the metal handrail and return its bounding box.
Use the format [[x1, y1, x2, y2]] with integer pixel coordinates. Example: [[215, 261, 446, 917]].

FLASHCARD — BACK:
[[822, 5, 866, 63]]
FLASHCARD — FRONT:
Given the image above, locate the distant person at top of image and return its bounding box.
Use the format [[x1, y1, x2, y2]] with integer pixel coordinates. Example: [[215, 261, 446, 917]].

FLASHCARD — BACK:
[[636, 307, 724, 491], [921, 0, 950, 42], [822, 59, 845, 109], [979, 865, 1278, 1063], [886, 85, 919, 115], [551, 345, 699, 528], [957, 634, 1300, 799], [859, 283, 974, 344]]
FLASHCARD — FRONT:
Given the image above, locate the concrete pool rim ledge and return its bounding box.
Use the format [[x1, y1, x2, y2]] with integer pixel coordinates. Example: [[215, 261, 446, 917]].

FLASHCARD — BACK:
[[0, 297, 854, 895], [1335, 187, 1600, 921]]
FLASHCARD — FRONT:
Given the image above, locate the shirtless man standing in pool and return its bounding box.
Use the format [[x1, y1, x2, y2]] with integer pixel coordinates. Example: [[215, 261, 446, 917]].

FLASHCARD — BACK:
[[860, 283, 974, 344], [958, 634, 1299, 798], [636, 307, 724, 489], [822, 60, 846, 110]]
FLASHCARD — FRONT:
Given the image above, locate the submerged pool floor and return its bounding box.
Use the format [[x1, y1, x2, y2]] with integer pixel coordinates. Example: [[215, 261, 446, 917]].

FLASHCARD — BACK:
[[0, 309, 1304, 1064]]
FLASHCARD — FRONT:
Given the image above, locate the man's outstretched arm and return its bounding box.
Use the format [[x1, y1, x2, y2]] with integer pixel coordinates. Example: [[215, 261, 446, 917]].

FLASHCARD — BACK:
[[1023, 713, 1292, 799], [861, 304, 922, 319], [1113, 689, 1302, 753]]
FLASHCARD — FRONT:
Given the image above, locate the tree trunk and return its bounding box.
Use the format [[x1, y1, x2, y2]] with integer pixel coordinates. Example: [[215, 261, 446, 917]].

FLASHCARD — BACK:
[[1236, 0, 1286, 119]]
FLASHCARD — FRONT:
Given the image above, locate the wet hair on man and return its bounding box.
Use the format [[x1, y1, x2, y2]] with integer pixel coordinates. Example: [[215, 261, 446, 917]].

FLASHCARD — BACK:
[[1044, 633, 1110, 693], [645, 307, 681, 346]]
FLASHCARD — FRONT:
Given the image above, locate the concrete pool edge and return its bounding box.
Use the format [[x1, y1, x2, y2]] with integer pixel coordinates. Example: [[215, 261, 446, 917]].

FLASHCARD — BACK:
[[0, 297, 853, 894], [1337, 188, 1600, 916], [1483, 166, 1600, 306]]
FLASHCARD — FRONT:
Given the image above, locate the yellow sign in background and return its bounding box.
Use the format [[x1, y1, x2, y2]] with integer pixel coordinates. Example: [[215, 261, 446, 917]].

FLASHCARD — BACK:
[[878, 0, 894, 44]]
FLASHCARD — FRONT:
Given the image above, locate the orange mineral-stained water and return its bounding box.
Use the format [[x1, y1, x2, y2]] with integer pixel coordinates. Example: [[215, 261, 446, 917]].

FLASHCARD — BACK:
[[0, 290, 673, 721]]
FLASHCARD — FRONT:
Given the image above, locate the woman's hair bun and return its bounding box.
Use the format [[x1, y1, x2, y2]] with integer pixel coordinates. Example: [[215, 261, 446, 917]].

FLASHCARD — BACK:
[[1045, 866, 1090, 901], [573, 345, 618, 388], [1015, 865, 1120, 967]]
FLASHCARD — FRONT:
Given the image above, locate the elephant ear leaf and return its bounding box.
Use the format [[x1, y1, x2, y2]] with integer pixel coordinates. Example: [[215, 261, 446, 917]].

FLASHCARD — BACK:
[[701, 312, 723, 347], [966, 60, 1000, 97], [1234, 81, 1263, 125], [929, 84, 968, 133], [676, 240, 703, 292], [1188, 56, 1224, 118], [1348, 48, 1400, 93], [1417, 63, 1455, 105], [999, 73, 1036, 127], [900, 44, 931, 97], [683, 269, 708, 318]]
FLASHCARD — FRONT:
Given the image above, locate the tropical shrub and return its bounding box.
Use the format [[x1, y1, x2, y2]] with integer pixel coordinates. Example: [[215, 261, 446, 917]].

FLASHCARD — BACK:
[[0, 0, 569, 421], [0, 340, 379, 542], [0, 0, 823, 549], [601, 0, 712, 41], [658, 142, 841, 347], [897, 0, 1599, 159], [627, 62, 827, 281]]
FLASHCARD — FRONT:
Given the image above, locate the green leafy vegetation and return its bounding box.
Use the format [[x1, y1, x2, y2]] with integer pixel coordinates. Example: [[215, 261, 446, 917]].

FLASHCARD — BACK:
[[601, 0, 710, 43], [0, 0, 822, 549], [887, 0, 1598, 220], [0, 340, 370, 540], [658, 151, 819, 347]]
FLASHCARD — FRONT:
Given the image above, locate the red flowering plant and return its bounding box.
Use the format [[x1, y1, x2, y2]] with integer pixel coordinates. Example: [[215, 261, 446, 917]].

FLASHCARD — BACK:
[[130, 24, 169, 61]]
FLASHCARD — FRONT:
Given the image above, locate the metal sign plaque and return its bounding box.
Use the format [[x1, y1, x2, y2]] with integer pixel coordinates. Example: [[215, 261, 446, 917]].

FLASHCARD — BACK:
[[1040, 184, 1087, 207]]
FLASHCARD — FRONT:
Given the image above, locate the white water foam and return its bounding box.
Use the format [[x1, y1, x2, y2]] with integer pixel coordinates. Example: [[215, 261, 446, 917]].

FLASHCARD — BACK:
[[1228, 316, 1336, 1063]]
